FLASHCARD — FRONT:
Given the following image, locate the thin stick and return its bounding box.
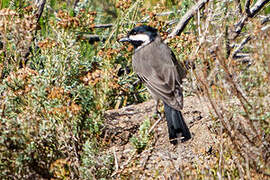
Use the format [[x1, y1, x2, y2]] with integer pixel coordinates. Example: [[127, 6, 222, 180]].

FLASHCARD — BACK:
[[234, 0, 269, 39], [232, 35, 252, 59], [166, 0, 209, 41], [149, 116, 163, 134], [113, 147, 119, 171]]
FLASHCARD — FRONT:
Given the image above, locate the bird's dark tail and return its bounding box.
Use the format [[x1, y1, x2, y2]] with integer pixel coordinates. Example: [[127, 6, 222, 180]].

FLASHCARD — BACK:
[[163, 102, 191, 144]]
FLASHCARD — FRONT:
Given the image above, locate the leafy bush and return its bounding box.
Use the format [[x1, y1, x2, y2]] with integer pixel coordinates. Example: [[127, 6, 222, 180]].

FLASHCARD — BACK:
[[0, 2, 114, 178]]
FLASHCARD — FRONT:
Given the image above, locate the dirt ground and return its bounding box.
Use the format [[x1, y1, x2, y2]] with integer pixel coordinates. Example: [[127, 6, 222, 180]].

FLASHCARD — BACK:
[[104, 95, 220, 178]]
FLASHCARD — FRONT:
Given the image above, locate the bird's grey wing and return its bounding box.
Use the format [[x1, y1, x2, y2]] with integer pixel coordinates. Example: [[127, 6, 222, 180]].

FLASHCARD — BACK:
[[133, 42, 185, 110]]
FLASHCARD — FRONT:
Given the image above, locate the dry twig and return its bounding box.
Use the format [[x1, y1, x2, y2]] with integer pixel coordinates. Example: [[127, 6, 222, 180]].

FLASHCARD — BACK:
[[232, 35, 252, 59], [166, 0, 210, 41], [23, 0, 46, 63], [235, 0, 243, 14], [148, 117, 163, 134], [113, 147, 119, 172], [234, 0, 269, 39]]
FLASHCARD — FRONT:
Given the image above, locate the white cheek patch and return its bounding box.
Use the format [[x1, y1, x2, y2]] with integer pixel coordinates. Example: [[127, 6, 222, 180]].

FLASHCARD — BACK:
[[129, 34, 150, 43]]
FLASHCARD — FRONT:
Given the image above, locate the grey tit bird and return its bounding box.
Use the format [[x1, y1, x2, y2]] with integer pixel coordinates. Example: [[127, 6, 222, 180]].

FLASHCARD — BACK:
[[119, 25, 191, 144]]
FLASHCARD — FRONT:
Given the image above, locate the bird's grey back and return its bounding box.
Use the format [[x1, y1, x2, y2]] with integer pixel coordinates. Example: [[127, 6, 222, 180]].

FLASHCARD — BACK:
[[132, 36, 186, 110]]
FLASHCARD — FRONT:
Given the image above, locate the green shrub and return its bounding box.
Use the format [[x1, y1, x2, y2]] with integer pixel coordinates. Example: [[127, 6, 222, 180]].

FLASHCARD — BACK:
[[130, 118, 151, 153]]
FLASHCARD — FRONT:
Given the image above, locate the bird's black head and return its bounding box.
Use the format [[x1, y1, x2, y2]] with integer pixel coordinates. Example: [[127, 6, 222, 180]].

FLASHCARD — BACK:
[[119, 25, 158, 49]]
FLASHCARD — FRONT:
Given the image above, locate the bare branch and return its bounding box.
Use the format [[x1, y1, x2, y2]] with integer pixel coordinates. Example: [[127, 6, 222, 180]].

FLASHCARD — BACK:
[[148, 117, 163, 134], [34, 0, 46, 23], [225, 26, 231, 58], [76, 34, 104, 44], [234, 16, 248, 37], [93, 24, 113, 28], [73, 0, 79, 9], [233, 53, 250, 59], [234, 0, 269, 39], [113, 147, 119, 172], [261, 24, 270, 31], [235, 0, 243, 14], [249, 0, 269, 18], [73, 24, 115, 43], [232, 35, 252, 59], [261, 15, 270, 24], [167, 0, 209, 40], [245, 0, 251, 16], [23, 0, 47, 64]]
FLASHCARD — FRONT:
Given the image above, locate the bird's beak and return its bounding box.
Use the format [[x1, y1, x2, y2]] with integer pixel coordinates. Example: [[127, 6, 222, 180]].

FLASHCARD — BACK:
[[119, 37, 131, 42]]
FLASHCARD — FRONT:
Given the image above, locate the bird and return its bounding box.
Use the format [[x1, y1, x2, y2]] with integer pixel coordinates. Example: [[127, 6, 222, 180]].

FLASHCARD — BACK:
[[119, 25, 191, 144]]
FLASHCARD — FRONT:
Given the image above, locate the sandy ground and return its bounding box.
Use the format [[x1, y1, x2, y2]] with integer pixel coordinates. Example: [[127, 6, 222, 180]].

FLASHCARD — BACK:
[[104, 95, 220, 178]]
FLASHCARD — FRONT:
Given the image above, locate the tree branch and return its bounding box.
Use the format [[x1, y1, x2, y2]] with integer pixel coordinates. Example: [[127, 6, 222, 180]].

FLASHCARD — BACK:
[[235, 0, 243, 14], [167, 0, 209, 40], [261, 15, 270, 24], [35, 0, 46, 23], [249, 0, 269, 18], [232, 35, 252, 59], [93, 24, 113, 28], [22, 0, 46, 65], [245, 0, 251, 17], [76, 34, 105, 44], [234, 0, 269, 39]]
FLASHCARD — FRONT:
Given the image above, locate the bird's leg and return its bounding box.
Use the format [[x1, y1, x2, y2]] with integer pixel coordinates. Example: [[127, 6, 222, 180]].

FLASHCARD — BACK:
[[149, 99, 163, 133], [153, 99, 162, 120]]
